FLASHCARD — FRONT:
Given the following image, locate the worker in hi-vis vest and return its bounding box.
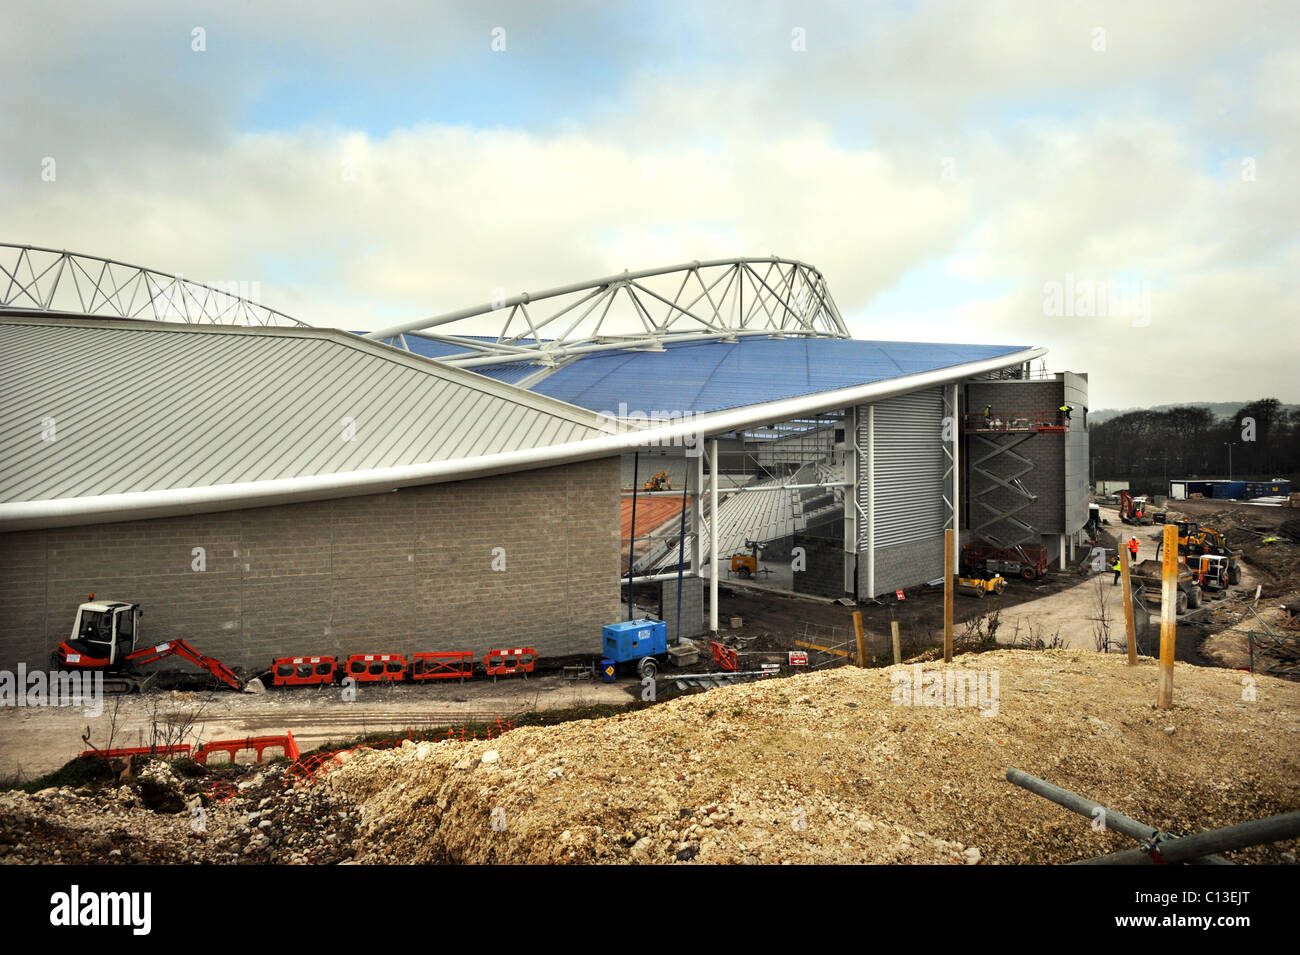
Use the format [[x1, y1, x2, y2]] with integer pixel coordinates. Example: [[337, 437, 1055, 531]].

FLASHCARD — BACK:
[[1111, 555, 1122, 585], [1058, 403, 1073, 425]]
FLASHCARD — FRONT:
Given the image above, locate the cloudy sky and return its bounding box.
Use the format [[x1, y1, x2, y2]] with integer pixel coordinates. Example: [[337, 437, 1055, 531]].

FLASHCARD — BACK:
[[2, 0, 1297, 408]]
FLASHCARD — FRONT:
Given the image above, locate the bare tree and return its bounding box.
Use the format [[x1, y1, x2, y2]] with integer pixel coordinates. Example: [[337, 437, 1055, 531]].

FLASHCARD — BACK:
[[1010, 617, 1065, 651], [81, 692, 127, 757], [1091, 578, 1116, 653], [955, 609, 1002, 652], [143, 696, 209, 758]]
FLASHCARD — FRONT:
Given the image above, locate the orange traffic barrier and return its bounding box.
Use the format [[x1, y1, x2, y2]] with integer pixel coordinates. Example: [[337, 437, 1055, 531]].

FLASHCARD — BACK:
[[411, 651, 474, 681], [194, 733, 300, 765], [270, 655, 339, 686], [483, 647, 536, 678], [343, 653, 408, 682], [710, 641, 738, 672]]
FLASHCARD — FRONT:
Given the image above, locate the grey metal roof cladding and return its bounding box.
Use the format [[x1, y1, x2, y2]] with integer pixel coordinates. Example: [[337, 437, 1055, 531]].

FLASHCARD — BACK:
[[0, 315, 608, 504]]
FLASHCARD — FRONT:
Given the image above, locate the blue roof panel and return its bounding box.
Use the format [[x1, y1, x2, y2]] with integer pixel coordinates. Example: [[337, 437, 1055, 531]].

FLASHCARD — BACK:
[[524, 338, 1028, 415], [359, 332, 1029, 415]]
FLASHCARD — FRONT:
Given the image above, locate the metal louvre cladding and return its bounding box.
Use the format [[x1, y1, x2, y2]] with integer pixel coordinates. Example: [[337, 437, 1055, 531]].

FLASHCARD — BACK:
[[869, 389, 947, 548]]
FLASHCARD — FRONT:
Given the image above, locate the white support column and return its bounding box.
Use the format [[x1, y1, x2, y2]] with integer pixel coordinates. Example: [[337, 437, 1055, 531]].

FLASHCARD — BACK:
[[1059, 533, 1067, 570], [709, 438, 719, 634], [950, 383, 961, 571]]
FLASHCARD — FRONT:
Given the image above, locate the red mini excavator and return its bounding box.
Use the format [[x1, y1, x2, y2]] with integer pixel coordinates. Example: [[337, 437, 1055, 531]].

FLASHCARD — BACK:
[[50, 596, 243, 693], [1118, 490, 1154, 526]]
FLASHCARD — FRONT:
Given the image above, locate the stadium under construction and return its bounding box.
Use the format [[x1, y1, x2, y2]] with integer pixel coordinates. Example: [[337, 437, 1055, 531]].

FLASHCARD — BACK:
[[0, 244, 1089, 672]]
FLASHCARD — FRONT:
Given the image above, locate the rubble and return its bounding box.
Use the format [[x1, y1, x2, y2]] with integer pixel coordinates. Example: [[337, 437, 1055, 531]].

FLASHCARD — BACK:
[[0, 758, 361, 865], [328, 650, 1300, 864]]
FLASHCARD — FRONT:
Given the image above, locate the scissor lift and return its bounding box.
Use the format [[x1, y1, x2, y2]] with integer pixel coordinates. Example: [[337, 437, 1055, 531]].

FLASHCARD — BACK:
[[962, 410, 1066, 559]]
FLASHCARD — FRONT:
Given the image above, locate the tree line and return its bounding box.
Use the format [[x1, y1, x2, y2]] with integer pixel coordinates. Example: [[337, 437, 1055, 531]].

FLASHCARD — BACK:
[[1088, 398, 1300, 491]]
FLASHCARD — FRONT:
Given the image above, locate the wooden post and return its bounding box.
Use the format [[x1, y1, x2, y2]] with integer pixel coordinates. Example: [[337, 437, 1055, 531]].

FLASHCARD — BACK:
[[1119, 545, 1137, 665], [853, 611, 867, 667], [891, 620, 901, 665], [943, 528, 955, 663], [1156, 523, 1178, 709]]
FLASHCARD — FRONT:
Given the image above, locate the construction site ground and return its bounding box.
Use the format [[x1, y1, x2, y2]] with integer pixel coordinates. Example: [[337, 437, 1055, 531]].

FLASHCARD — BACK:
[[715, 501, 1298, 675], [717, 543, 1177, 665], [2, 650, 1297, 864], [0, 675, 630, 781], [1127, 499, 1300, 677], [3, 499, 1297, 864], [716, 559, 1083, 664]]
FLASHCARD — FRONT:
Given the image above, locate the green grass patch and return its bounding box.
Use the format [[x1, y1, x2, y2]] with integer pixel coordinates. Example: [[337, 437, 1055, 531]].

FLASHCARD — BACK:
[[1, 753, 116, 794]]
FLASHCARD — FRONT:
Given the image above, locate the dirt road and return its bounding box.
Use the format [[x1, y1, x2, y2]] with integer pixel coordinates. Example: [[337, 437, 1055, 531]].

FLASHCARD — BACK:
[[985, 507, 1261, 664], [0, 676, 631, 781], [993, 507, 1253, 654]]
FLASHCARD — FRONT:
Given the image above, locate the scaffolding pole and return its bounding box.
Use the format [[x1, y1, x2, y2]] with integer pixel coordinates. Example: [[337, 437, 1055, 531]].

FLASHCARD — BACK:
[[1007, 768, 1233, 865]]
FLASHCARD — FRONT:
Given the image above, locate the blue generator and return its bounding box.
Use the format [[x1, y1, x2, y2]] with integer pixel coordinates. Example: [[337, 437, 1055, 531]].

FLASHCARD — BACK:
[[602, 618, 668, 678]]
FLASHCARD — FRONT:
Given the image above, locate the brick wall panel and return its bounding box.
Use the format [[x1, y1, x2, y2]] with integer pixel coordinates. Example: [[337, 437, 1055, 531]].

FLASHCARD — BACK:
[[0, 458, 622, 671]]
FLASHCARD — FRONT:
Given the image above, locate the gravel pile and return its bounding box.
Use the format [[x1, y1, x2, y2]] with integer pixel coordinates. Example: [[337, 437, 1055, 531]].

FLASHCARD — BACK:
[[329, 649, 1300, 864], [0, 759, 361, 864]]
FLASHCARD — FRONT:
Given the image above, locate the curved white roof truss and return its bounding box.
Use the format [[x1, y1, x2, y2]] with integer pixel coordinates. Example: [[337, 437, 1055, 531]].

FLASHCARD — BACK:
[[364, 257, 849, 369], [0, 243, 309, 328]]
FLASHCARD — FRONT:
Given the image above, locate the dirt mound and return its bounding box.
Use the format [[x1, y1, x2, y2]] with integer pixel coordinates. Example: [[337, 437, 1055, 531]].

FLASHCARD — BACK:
[[328, 650, 1300, 864], [0, 759, 362, 865]]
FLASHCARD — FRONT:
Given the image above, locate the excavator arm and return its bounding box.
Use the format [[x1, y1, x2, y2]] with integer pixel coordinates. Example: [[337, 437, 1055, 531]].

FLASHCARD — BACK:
[[125, 639, 243, 690]]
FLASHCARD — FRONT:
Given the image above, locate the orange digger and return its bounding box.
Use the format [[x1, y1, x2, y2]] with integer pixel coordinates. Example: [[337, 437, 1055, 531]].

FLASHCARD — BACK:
[[643, 471, 671, 492], [51, 596, 243, 693]]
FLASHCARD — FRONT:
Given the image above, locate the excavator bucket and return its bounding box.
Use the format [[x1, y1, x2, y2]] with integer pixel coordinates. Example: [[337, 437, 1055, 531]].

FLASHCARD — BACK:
[[125, 640, 243, 690]]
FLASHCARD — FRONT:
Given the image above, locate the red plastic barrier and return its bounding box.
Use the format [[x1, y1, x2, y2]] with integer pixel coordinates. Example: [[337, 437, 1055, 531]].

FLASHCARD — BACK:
[[207, 781, 239, 803], [411, 651, 474, 682], [483, 647, 536, 677], [194, 732, 301, 765], [270, 655, 339, 687], [285, 750, 340, 787], [343, 653, 408, 682], [79, 745, 191, 760], [710, 641, 738, 672]]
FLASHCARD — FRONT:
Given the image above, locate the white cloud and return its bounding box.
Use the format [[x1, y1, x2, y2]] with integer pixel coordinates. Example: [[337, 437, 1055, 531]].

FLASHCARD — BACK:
[[1, 1, 1297, 408]]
